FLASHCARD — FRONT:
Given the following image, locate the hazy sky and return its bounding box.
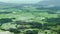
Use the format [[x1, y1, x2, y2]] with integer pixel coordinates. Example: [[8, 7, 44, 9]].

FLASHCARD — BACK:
[[0, 0, 44, 3]]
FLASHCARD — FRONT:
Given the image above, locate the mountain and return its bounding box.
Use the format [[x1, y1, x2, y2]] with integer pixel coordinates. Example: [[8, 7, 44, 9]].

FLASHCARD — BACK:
[[0, 2, 20, 8], [0, 0, 60, 9], [0, 2, 34, 9], [37, 0, 60, 7]]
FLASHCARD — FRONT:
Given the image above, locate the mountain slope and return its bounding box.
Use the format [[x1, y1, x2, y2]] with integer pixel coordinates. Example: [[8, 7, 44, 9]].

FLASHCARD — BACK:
[[38, 0, 60, 7], [0, 2, 19, 8]]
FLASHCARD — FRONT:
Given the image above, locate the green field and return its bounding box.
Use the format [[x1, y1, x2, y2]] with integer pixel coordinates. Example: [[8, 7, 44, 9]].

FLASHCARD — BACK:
[[0, 7, 60, 34]]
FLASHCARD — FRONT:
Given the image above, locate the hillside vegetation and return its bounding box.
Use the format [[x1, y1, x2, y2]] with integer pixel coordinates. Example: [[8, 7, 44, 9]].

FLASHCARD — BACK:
[[0, 6, 60, 34]]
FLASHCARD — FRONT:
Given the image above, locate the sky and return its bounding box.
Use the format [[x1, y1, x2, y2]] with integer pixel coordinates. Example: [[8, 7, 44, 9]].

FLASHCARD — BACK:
[[0, 0, 44, 3]]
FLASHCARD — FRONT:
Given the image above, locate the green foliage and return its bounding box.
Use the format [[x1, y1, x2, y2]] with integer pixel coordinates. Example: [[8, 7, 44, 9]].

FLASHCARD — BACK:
[[0, 6, 59, 34]]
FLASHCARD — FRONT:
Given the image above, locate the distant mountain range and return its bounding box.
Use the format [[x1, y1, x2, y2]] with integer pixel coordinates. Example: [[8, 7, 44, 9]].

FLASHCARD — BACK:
[[0, 0, 60, 8], [0, 2, 20, 8], [37, 0, 60, 7]]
